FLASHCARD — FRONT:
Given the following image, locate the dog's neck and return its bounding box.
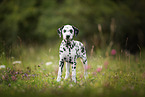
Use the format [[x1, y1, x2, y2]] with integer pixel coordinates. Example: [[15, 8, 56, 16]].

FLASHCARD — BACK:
[[63, 39, 75, 48]]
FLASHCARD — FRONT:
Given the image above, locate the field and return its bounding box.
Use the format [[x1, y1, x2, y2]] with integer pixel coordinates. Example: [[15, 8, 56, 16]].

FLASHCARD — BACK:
[[0, 42, 145, 97]]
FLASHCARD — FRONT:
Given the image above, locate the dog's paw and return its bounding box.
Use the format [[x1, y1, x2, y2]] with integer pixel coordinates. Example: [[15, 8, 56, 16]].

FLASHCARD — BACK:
[[64, 75, 69, 80], [72, 77, 77, 83], [57, 76, 61, 82], [84, 72, 88, 79]]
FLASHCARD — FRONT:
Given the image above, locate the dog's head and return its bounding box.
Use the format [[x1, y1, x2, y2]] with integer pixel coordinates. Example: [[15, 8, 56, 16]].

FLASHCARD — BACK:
[[57, 25, 79, 42]]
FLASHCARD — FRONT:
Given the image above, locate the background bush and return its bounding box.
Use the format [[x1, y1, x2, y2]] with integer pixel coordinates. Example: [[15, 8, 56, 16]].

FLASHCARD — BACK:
[[0, 0, 145, 55]]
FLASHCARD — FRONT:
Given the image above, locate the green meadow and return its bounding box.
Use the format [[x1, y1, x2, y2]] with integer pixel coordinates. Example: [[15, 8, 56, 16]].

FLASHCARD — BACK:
[[0, 43, 145, 97], [0, 1, 145, 97]]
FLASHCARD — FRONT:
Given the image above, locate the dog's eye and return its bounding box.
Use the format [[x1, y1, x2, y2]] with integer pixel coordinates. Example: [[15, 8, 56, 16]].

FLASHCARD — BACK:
[[70, 29, 73, 33], [63, 30, 66, 33]]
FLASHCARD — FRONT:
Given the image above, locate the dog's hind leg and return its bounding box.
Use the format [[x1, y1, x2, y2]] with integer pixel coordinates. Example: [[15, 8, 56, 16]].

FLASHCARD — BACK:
[[80, 47, 88, 79], [65, 62, 70, 80], [82, 57, 88, 79]]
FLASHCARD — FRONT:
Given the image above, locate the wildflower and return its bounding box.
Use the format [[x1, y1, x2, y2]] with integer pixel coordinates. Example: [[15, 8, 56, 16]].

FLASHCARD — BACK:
[[85, 65, 91, 70], [104, 61, 109, 66], [15, 72, 18, 74], [69, 84, 74, 88], [19, 71, 23, 74], [8, 83, 11, 87], [58, 85, 61, 88], [96, 65, 102, 72], [11, 76, 16, 81], [111, 49, 116, 55], [24, 73, 28, 77], [38, 65, 40, 67], [92, 72, 97, 75], [22, 75, 24, 79], [0, 65, 6, 69], [12, 61, 22, 64], [104, 61, 109, 69], [97, 68, 102, 72], [32, 74, 35, 77], [46, 62, 53, 66]]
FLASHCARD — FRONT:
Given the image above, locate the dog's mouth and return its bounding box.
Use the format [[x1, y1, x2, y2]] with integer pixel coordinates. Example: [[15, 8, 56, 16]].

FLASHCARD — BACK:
[[65, 35, 71, 41], [64, 35, 73, 45], [66, 38, 70, 41], [65, 39, 71, 44]]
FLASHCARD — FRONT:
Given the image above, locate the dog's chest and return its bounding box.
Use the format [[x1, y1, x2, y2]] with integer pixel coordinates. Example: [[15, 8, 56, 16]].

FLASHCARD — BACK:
[[64, 47, 77, 57], [60, 44, 79, 63]]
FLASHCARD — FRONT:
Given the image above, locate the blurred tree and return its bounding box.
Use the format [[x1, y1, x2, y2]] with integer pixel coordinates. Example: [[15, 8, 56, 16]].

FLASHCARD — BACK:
[[0, 0, 43, 54], [113, 0, 145, 53], [0, 0, 145, 55]]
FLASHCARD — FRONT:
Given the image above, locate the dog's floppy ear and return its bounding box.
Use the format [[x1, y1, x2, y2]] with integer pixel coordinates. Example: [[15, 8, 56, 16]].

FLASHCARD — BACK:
[[72, 26, 79, 36], [57, 26, 64, 38]]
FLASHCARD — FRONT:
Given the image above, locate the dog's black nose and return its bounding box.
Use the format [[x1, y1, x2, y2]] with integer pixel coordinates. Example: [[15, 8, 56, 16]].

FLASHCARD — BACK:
[[66, 35, 70, 39]]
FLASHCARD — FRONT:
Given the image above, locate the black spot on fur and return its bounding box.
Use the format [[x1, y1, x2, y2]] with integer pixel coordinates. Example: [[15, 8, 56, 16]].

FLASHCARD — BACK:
[[83, 59, 87, 64], [63, 47, 66, 51], [81, 47, 85, 53], [69, 57, 72, 63], [60, 50, 63, 53]]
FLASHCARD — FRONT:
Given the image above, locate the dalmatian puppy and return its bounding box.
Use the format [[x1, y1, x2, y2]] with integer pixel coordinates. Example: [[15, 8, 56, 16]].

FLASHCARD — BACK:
[[57, 25, 88, 83]]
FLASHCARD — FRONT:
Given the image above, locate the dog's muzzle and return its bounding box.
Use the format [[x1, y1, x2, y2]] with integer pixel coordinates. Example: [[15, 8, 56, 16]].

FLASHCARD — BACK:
[[66, 35, 70, 40], [65, 35, 72, 45]]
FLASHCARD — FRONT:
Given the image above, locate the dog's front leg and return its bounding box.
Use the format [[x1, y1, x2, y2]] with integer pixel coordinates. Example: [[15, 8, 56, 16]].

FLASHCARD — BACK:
[[65, 62, 70, 79], [57, 59, 64, 82], [72, 62, 77, 83]]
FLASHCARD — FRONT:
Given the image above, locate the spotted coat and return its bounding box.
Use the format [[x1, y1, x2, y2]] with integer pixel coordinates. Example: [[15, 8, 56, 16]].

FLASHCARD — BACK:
[[59, 40, 87, 70], [57, 25, 88, 83]]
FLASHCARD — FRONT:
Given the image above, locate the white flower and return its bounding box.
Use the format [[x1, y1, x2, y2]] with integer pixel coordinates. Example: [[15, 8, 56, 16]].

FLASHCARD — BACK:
[[97, 65, 102, 68], [69, 84, 74, 88], [13, 61, 22, 64], [0, 65, 6, 69], [45, 62, 52, 66]]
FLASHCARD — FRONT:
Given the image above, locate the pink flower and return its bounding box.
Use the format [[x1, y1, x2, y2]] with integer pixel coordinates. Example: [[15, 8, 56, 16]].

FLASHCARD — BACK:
[[104, 61, 109, 66], [92, 72, 97, 75], [96, 66, 102, 72], [104, 61, 109, 69], [11, 76, 16, 81], [111, 49, 116, 55], [97, 68, 102, 72], [85, 65, 91, 70]]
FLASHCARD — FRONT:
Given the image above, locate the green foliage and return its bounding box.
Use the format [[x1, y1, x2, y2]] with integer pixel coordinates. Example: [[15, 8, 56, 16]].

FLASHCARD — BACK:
[[0, 0, 145, 54]]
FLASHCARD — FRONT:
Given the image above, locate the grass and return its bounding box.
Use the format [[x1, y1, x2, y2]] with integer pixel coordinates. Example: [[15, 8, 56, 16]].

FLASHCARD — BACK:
[[0, 42, 145, 97]]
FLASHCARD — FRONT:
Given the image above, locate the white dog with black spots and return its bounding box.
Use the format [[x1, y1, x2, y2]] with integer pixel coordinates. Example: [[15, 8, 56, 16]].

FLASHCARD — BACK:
[[57, 25, 88, 83]]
